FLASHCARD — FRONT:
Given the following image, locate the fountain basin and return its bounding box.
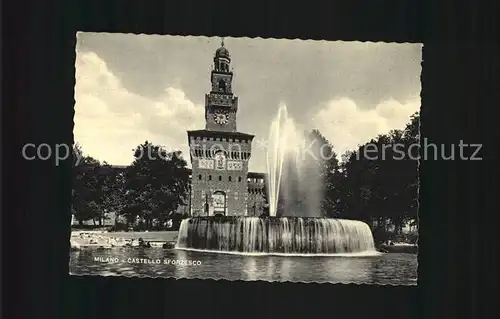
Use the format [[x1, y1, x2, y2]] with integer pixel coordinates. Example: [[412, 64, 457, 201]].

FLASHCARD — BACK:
[[175, 216, 378, 255]]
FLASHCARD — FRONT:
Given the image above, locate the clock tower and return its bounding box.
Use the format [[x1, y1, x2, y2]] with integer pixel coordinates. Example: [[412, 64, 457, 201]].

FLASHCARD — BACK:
[[187, 38, 255, 217], [205, 38, 238, 132]]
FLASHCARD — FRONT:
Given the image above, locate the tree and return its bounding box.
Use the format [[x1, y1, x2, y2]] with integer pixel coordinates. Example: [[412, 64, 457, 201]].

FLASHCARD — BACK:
[[305, 129, 340, 217], [122, 141, 190, 230], [97, 163, 127, 225], [331, 112, 420, 236], [334, 143, 379, 222], [401, 112, 420, 229], [72, 143, 83, 167], [72, 144, 103, 225], [72, 144, 127, 226]]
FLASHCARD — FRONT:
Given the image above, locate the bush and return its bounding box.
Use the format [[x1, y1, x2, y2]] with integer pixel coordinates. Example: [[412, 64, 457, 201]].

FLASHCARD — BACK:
[[169, 213, 188, 231], [372, 227, 388, 245], [108, 223, 129, 232], [71, 224, 105, 230], [133, 222, 147, 231], [372, 228, 418, 245], [405, 232, 418, 244]]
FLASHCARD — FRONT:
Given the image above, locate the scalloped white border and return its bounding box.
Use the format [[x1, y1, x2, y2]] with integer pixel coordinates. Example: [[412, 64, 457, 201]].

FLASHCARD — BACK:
[[70, 35, 421, 286]]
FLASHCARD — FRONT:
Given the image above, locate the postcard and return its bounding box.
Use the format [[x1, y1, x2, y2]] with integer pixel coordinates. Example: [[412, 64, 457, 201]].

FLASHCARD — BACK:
[[69, 33, 421, 285]]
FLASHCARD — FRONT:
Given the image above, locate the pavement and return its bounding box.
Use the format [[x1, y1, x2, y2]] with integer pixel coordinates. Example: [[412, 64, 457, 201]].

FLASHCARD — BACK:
[[73, 230, 179, 242]]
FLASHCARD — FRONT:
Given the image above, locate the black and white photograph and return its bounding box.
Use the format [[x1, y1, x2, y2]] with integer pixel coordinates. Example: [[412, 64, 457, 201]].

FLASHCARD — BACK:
[[69, 32, 421, 285]]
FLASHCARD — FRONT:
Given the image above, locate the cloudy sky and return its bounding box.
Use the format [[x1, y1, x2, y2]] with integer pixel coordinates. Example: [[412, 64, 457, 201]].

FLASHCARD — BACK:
[[75, 32, 422, 172]]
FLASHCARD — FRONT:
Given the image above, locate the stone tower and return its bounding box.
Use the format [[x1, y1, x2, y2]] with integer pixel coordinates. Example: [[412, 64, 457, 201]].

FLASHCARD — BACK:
[[205, 37, 238, 132], [187, 38, 255, 216]]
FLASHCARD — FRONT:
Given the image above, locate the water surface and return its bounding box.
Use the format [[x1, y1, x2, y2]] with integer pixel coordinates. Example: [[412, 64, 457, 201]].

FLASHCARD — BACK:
[[70, 248, 417, 285]]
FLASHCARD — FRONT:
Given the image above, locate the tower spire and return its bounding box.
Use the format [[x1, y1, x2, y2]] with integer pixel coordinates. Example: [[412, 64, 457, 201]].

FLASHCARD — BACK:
[[221, 37, 225, 47]]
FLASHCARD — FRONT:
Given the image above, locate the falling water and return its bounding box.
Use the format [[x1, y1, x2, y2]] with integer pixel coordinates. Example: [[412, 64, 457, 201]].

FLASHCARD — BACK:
[[266, 103, 324, 217], [176, 217, 378, 255]]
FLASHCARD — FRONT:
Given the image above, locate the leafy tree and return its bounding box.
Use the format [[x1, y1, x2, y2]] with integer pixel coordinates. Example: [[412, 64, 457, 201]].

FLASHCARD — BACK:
[[97, 163, 127, 225], [401, 112, 420, 229], [323, 112, 420, 238], [72, 144, 102, 225], [304, 130, 340, 217], [72, 143, 83, 167], [122, 141, 190, 230], [334, 143, 379, 222], [72, 144, 127, 226]]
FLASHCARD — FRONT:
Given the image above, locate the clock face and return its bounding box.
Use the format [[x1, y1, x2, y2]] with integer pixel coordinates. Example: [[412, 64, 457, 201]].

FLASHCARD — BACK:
[[214, 110, 229, 125]]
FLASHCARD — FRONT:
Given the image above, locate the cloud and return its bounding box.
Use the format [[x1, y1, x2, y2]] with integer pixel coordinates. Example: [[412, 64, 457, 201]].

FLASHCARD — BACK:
[[74, 51, 204, 165], [311, 97, 420, 158], [74, 50, 421, 170]]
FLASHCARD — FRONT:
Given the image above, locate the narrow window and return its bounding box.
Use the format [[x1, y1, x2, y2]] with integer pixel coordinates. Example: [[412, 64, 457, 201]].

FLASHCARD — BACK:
[[218, 79, 226, 92], [229, 176, 232, 182], [198, 175, 202, 180], [209, 175, 212, 181], [238, 176, 242, 182], [219, 176, 222, 181]]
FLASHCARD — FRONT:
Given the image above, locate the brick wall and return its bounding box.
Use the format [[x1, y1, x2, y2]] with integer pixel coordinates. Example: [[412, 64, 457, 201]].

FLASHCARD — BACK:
[[246, 174, 267, 216], [189, 135, 253, 216]]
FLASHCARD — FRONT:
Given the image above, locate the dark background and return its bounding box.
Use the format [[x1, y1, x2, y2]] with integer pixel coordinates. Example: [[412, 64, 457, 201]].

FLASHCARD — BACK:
[[2, 0, 497, 318]]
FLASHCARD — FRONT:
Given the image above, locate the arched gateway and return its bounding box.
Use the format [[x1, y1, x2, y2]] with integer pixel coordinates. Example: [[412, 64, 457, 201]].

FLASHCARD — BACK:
[[212, 191, 226, 216]]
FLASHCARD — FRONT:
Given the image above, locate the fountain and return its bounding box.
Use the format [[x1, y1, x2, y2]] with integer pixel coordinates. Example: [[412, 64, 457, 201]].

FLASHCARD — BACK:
[[176, 216, 377, 255], [176, 103, 378, 255]]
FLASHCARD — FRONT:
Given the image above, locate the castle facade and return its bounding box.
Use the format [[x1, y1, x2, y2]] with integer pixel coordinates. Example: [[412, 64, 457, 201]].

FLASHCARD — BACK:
[[187, 39, 267, 216]]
